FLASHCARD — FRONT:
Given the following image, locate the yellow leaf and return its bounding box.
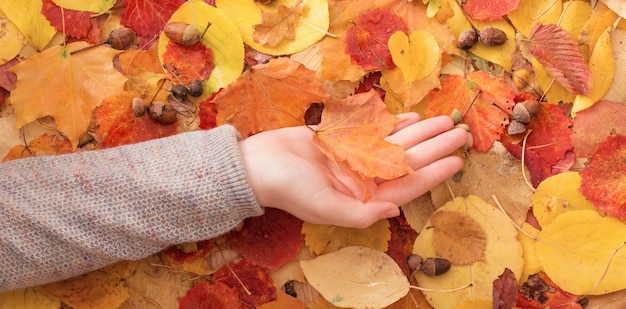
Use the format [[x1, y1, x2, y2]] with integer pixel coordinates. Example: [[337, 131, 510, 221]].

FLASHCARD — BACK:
[[300, 246, 409, 308], [558, 1, 593, 42], [217, 0, 330, 55], [380, 57, 442, 112], [573, 25, 615, 115], [508, 0, 562, 38], [519, 223, 543, 283], [50, 0, 115, 13], [430, 210, 487, 265], [412, 195, 523, 309], [158, 0, 245, 96], [535, 210, 626, 295], [0, 0, 56, 50], [531, 171, 595, 228], [302, 219, 390, 255], [388, 30, 440, 83], [601, 0, 626, 19], [253, 0, 304, 48], [0, 18, 26, 65], [9, 43, 127, 148], [0, 287, 61, 309]]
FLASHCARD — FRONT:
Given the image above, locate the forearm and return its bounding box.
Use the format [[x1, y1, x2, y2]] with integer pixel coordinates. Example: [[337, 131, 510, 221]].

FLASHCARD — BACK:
[[0, 125, 263, 292]]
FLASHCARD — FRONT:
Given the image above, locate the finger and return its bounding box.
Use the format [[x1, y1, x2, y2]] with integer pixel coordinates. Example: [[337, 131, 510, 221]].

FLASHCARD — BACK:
[[387, 115, 455, 150], [375, 155, 464, 205], [404, 127, 468, 170], [390, 113, 421, 134]]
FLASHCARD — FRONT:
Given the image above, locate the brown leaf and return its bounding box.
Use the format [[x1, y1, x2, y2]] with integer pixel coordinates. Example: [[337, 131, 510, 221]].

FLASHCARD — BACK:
[[253, 0, 304, 48], [492, 268, 518, 309], [429, 210, 487, 265]]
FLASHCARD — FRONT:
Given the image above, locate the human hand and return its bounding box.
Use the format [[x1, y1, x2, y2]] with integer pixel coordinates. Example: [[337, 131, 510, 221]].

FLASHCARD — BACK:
[[238, 113, 468, 228]]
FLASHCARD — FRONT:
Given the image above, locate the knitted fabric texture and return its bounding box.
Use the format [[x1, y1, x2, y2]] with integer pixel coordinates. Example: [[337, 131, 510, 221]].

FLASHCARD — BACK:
[[0, 125, 263, 292]]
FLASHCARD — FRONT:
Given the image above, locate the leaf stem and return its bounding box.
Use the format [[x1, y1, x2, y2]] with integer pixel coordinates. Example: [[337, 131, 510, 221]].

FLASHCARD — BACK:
[[520, 129, 536, 192]]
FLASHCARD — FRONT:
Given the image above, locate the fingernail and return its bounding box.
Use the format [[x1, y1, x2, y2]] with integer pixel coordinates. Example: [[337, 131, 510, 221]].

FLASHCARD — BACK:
[[383, 207, 400, 218]]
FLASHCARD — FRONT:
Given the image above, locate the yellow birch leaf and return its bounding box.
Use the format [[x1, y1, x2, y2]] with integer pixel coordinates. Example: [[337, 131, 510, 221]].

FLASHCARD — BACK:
[[50, 0, 115, 13], [535, 210, 626, 295], [0, 0, 56, 51], [559, 1, 592, 42], [0, 287, 61, 309], [412, 195, 523, 309], [9, 43, 127, 148], [216, 0, 330, 55], [532, 57, 575, 103], [573, 25, 615, 115], [430, 210, 487, 266], [302, 219, 390, 255], [301, 246, 409, 308], [532, 171, 595, 228], [388, 30, 440, 83], [508, 0, 562, 38], [0, 18, 26, 65], [519, 223, 542, 283]]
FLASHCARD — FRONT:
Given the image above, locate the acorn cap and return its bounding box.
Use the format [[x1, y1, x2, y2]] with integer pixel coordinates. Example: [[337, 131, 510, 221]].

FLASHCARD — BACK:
[[108, 27, 136, 50], [421, 258, 451, 277], [507, 119, 527, 135]]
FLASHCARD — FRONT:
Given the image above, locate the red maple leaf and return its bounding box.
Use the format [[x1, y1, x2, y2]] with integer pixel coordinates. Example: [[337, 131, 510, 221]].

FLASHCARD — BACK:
[[225, 208, 304, 270], [572, 100, 626, 158], [493, 268, 518, 309], [213, 259, 277, 306], [462, 0, 520, 21], [41, 0, 100, 42], [198, 95, 218, 130], [179, 280, 243, 309], [386, 214, 418, 277], [517, 272, 582, 309], [120, 0, 185, 37], [425, 71, 515, 152], [580, 134, 626, 220], [344, 8, 406, 71], [162, 41, 215, 85]]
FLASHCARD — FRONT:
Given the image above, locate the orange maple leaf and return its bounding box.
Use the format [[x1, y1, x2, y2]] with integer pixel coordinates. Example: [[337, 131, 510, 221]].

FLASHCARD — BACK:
[[312, 89, 413, 180], [253, 0, 304, 48], [9, 42, 127, 148], [1, 133, 75, 162], [215, 57, 330, 138]]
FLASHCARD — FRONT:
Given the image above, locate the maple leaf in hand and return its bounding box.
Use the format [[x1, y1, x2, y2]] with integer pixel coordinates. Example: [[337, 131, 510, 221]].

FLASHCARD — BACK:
[[253, 0, 304, 48], [9, 42, 127, 148]]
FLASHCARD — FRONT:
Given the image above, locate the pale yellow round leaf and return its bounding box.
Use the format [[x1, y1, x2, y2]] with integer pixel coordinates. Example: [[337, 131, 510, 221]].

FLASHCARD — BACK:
[[532, 171, 595, 228], [300, 246, 409, 308], [50, 0, 115, 13], [0, 18, 26, 65], [0, 0, 56, 51], [388, 30, 440, 83]]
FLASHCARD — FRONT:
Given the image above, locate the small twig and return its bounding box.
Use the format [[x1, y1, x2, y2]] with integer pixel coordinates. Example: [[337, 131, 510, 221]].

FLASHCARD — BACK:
[[521, 129, 536, 192]]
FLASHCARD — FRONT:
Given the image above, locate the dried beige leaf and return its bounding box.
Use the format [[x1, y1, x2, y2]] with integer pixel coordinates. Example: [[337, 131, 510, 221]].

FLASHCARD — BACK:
[[430, 210, 487, 265]]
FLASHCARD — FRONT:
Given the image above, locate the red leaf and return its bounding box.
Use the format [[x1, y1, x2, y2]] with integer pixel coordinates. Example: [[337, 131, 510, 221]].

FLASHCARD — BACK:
[[529, 23, 592, 96], [493, 268, 518, 309], [162, 41, 215, 85], [120, 0, 185, 37], [198, 98, 218, 130], [425, 71, 515, 152], [572, 100, 626, 158], [226, 208, 304, 270], [462, 0, 520, 21], [179, 280, 244, 309], [213, 259, 277, 306], [161, 240, 214, 264], [344, 8, 406, 71], [41, 0, 98, 41], [517, 272, 582, 309], [580, 134, 626, 220], [386, 214, 418, 277]]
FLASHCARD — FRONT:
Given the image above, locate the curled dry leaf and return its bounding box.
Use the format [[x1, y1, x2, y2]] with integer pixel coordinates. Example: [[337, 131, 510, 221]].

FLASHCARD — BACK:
[[429, 210, 487, 266], [253, 0, 304, 48], [300, 246, 410, 309]]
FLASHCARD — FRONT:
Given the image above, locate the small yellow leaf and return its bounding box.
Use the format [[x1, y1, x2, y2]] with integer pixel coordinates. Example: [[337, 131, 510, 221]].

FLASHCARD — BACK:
[[536, 210, 626, 295], [0, 0, 56, 50], [430, 210, 487, 265], [0, 18, 26, 65], [532, 171, 595, 228], [300, 246, 409, 308], [388, 30, 440, 83], [50, 0, 115, 13], [302, 219, 390, 255]]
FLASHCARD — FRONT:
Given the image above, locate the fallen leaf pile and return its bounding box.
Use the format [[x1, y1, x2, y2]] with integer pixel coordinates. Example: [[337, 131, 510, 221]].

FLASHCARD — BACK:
[[1, 0, 626, 308]]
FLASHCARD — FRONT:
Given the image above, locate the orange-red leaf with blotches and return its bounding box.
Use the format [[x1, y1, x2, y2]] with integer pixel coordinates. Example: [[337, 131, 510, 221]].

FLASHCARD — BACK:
[[41, 0, 99, 42], [462, 0, 519, 21], [313, 89, 413, 180], [572, 100, 626, 159], [580, 134, 626, 220], [226, 208, 303, 270], [213, 259, 277, 306], [344, 8, 406, 71], [517, 272, 582, 309], [162, 41, 215, 85], [179, 280, 243, 309], [425, 71, 515, 152], [120, 0, 185, 37], [2, 133, 75, 162]]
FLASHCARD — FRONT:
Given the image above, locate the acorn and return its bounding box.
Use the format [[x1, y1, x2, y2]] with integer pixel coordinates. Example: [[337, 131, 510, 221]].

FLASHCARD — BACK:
[[108, 27, 136, 50], [512, 99, 540, 124], [479, 26, 508, 46], [407, 254, 423, 272], [164, 22, 201, 46], [170, 84, 188, 99], [188, 80, 204, 97], [148, 101, 177, 124], [131, 97, 148, 117], [421, 257, 451, 277], [507, 119, 527, 135], [457, 29, 478, 50], [450, 108, 463, 125]]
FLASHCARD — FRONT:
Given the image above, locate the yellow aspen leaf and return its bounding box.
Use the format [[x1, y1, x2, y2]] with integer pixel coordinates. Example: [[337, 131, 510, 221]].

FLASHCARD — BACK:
[[573, 25, 615, 115], [519, 223, 543, 283], [0, 0, 57, 51], [253, 0, 304, 48], [50, 0, 115, 13], [412, 195, 523, 309], [430, 210, 487, 266], [388, 30, 440, 83], [217, 0, 330, 56], [531, 171, 595, 228], [380, 56, 442, 112], [0, 18, 26, 65], [9, 43, 127, 148], [0, 287, 61, 309], [302, 219, 390, 255], [507, 0, 562, 38], [558, 1, 593, 42], [532, 58, 575, 103], [300, 246, 409, 308], [535, 210, 626, 295]]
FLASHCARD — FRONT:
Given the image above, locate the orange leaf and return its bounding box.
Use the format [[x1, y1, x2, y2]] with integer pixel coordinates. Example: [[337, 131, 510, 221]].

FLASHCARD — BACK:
[[529, 23, 592, 96], [462, 0, 520, 21], [162, 40, 215, 85], [517, 272, 582, 309], [9, 43, 127, 148], [1, 133, 74, 162], [179, 280, 244, 309], [118, 45, 167, 96], [429, 210, 487, 265], [213, 259, 277, 306], [312, 89, 413, 180], [215, 57, 330, 138], [252, 0, 304, 48]]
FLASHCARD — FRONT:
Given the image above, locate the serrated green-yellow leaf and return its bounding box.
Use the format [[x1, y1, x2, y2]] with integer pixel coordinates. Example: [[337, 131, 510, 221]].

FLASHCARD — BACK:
[[0, 0, 56, 50], [51, 0, 115, 13], [388, 30, 440, 83], [536, 210, 626, 295], [532, 171, 595, 228], [0, 18, 26, 65]]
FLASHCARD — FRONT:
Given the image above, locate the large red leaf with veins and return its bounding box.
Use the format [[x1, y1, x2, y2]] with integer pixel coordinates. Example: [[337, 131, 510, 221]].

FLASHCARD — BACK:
[[572, 100, 626, 158], [580, 134, 626, 220], [462, 0, 520, 21], [162, 41, 215, 85], [425, 71, 515, 152], [213, 259, 277, 306], [225, 208, 303, 270], [41, 0, 99, 41], [344, 8, 406, 71], [120, 0, 185, 37]]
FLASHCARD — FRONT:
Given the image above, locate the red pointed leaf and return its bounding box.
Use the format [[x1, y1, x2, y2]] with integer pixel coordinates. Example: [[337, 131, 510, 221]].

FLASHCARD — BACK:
[[529, 23, 592, 96], [162, 41, 215, 85], [462, 0, 520, 21], [120, 0, 185, 37], [213, 259, 277, 306], [41, 0, 98, 41]]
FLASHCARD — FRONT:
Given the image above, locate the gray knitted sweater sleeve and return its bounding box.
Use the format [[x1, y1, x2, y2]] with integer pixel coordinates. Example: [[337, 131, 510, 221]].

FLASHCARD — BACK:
[[0, 125, 264, 292]]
